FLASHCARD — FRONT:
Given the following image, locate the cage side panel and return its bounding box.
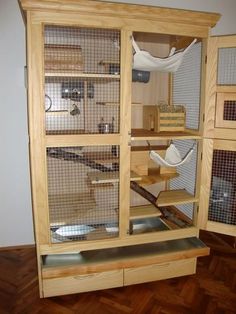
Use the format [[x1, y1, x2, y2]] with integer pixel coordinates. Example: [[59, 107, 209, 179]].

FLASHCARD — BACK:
[[223, 100, 236, 121], [170, 140, 197, 219], [173, 42, 202, 130], [209, 150, 236, 225], [217, 48, 236, 85]]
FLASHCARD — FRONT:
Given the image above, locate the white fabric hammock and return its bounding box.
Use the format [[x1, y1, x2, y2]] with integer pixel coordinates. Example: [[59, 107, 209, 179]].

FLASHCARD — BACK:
[[132, 37, 197, 72], [149, 143, 195, 167]]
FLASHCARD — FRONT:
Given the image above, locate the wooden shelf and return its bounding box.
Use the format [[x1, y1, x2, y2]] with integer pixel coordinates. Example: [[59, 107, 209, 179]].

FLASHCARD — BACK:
[[46, 129, 86, 135], [49, 193, 96, 227], [87, 171, 141, 184], [83, 152, 118, 164], [131, 145, 168, 152], [156, 189, 198, 207], [45, 72, 120, 79], [130, 204, 162, 219], [96, 102, 141, 106], [138, 171, 179, 186], [131, 129, 201, 140]]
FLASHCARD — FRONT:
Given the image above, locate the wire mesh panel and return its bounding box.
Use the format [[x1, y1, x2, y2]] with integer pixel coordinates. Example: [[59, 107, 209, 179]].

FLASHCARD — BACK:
[[209, 150, 236, 225], [217, 48, 236, 85], [44, 25, 120, 135], [47, 145, 120, 243], [223, 100, 236, 121], [170, 140, 198, 219], [173, 42, 202, 130]]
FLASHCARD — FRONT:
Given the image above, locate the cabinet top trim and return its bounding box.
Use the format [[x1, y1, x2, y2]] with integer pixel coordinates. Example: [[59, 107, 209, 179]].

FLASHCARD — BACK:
[[19, 0, 220, 28]]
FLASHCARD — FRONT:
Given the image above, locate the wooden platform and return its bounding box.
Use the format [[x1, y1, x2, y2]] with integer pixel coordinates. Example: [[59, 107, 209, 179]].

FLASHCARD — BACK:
[[87, 171, 141, 184], [130, 204, 162, 219], [156, 189, 198, 206], [83, 151, 119, 164], [131, 128, 201, 140]]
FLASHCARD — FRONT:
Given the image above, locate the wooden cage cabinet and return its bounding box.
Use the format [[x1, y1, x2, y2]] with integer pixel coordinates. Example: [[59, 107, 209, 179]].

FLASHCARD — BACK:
[[18, 0, 236, 298]]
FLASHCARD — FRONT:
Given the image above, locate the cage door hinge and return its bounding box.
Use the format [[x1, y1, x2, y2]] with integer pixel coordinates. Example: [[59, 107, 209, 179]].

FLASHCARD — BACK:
[[200, 152, 203, 161], [202, 113, 205, 123], [205, 55, 207, 64]]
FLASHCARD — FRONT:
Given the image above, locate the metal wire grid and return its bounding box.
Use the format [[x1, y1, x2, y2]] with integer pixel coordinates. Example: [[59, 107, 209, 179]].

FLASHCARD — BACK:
[[44, 25, 120, 135], [218, 48, 236, 85], [170, 140, 198, 220], [223, 100, 236, 121], [209, 150, 236, 225], [47, 145, 120, 243], [173, 41, 202, 130]]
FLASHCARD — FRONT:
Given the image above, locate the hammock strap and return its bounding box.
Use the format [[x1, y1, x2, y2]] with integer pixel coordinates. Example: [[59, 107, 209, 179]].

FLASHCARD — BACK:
[[131, 36, 141, 53]]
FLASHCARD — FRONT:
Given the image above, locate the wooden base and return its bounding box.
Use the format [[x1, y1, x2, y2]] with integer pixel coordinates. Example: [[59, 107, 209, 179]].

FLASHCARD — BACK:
[[41, 237, 208, 297]]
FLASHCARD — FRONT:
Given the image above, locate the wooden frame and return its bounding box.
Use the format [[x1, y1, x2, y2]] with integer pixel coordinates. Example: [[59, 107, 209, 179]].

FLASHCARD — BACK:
[[215, 92, 236, 129], [204, 35, 236, 140], [20, 0, 221, 297], [198, 139, 236, 236]]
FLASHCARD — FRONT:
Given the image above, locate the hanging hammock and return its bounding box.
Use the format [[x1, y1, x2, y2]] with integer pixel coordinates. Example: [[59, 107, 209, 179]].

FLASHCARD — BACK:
[[149, 143, 195, 167], [132, 37, 197, 73]]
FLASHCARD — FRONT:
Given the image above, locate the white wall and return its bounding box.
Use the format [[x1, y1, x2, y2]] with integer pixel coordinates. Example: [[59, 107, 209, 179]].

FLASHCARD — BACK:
[[0, 0, 235, 247], [0, 0, 34, 246]]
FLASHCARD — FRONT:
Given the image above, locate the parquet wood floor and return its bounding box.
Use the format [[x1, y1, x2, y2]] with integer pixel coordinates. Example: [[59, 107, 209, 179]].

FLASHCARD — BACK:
[[0, 231, 235, 314]]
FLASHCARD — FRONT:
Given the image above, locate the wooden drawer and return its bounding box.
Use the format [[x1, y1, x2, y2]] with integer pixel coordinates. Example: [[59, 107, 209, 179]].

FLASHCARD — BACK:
[[43, 269, 123, 297], [124, 258, 196, 286]]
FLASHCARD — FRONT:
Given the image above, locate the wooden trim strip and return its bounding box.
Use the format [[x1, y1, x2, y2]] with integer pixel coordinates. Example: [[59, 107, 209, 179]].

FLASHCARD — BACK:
[[39, 227, 199, 254], [20, 0, 220, 28], [29, 11, 210, 38], [0, 244, 35, 251], [207, 221, 236, 237], [46, 134, 121, 147], [213, 139, 236, 151]]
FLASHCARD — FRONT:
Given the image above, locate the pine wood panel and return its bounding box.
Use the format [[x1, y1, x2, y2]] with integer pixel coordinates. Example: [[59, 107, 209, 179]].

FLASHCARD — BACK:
[[124, 258, 196, 286], [206, 221, 236, 237], [119, 30, 132, 238], [43, 270, 124, 297]]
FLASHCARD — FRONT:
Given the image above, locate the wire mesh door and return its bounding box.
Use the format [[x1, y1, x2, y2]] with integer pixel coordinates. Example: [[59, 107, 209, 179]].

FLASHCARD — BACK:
[[47, 145, 120, 243], [44, 25, 120, 135], [209, 148, 236, 226]]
